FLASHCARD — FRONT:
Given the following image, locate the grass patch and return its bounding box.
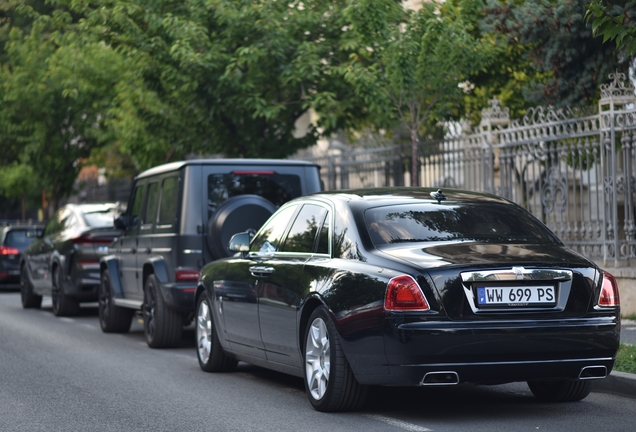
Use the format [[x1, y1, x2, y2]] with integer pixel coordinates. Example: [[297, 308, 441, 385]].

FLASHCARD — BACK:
[[614, 344, 636, 374], [622, 313, 636, 321]]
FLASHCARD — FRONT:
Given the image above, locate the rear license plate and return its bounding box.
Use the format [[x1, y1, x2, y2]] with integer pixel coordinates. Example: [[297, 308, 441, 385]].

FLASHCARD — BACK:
[[476, 286, 555, 306]]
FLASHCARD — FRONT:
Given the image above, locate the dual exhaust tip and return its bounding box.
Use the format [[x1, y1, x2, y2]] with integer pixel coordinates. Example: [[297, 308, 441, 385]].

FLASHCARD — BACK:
[[421, 365, 607, 386]]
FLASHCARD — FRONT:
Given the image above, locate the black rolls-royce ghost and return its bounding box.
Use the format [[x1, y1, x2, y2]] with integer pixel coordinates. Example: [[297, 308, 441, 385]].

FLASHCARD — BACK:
[[194, 188, 620, 412]]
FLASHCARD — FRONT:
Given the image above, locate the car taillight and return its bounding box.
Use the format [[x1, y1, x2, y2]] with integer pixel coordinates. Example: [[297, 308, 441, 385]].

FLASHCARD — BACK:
[[71, 235, 113, 245], [598, 272, 620, 307], [0, 246, 20, 255], [176, 270, 200, 282], [384, 275, 430, 311]]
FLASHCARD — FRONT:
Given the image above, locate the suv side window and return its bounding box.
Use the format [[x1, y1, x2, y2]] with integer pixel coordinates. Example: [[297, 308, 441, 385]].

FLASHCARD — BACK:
[[128, 184, 145, 230], [158, 177, 179, 227], [250, 205, 298, 255], [282, 204, 328, 253], [143, 182, 160, 227]]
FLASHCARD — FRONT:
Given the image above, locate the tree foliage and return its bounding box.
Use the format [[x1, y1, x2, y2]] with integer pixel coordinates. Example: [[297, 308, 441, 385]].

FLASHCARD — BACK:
[[482, 0, 626, 109], [586, 1, 636, 55], [341, 0, 497, 186]]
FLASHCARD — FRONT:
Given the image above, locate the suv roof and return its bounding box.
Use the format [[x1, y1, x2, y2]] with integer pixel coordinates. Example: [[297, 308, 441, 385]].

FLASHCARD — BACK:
[[137, 158, 319, 179]]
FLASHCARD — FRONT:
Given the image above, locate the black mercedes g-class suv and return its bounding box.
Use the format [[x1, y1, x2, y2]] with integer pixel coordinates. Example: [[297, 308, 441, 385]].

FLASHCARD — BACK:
[[99, 159, 321, 348]]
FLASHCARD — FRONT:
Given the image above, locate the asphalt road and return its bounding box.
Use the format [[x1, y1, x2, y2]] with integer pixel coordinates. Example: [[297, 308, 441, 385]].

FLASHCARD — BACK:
[[1, 290, 635, 432]]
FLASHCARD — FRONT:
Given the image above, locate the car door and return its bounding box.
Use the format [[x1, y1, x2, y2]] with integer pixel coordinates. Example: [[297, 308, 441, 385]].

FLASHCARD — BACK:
[[30, 209, 68, 292], [220, 204, 299, 359], [257, 203, 329, 367], [137, 180, 160, 292], [120, 182, 145, 299]]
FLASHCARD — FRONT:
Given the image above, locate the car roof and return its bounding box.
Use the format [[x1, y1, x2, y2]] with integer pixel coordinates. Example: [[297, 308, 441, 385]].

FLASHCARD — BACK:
[[136, 159, 320, 180], [65, 203, 119, 214], [303, 187, 511, 208]]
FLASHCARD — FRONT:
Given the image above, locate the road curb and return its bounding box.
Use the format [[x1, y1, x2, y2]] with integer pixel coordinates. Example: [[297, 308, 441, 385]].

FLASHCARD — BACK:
[[592, 371, 636, 399]]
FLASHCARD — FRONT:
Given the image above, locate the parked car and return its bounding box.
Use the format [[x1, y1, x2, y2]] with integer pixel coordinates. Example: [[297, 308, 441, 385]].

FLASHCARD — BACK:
[[20, 203, 121, 315], [194, 187, 621, 412], [1, 224, 40, 287], [99, 159, 322, 348]]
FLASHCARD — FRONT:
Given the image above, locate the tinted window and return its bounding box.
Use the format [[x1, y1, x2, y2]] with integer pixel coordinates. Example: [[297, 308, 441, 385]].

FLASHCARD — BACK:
[[158, 177, 179, 226], [250, 205, 298, 254], [208, 173, 302, 214], [144, 183, 159, 225], [44, 209, 67, 236], [83, 210, 116, 228], [315, 211, 330, 255], [365, 203, 558, 245], [5, 230, 34, 250], [129, 185, 145, 229], [282, 205, 328, 253]]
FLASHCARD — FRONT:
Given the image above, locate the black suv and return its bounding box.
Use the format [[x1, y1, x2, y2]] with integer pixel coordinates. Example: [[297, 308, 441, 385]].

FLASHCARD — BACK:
[[99, 159, 322, 348]]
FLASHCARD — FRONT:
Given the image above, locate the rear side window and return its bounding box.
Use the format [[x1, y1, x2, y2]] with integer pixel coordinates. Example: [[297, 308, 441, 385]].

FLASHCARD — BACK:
[[208, 173, 302, 213], [158, 177, 179, 226], [365, 203, 559, 246], [282, 204, 328, 253], [4, 230, 33, 249]]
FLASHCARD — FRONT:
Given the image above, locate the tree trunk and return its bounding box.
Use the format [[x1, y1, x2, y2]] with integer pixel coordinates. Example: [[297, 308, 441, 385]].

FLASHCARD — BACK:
[[410, 128, 419, 187]]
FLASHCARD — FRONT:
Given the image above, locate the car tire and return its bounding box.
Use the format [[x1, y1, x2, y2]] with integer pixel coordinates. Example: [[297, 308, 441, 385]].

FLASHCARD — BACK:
[[196, 292, 238, 372], [303, 306, 368, 412], [207, 195, 277, 260], [98, 271, 134, 333], [20, 264, 42, 309], [52, 266, 79, 317], [527, 379, 592, 402], [143, 274, 182, 348]]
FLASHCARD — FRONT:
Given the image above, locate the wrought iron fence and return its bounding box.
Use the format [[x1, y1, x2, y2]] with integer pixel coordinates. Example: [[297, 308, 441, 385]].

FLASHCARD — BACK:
[[293, 73, 636, 267]]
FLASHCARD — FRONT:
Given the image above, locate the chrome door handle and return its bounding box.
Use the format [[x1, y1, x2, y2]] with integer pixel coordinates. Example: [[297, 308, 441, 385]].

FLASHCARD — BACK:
[[249, 266, 275, 277]]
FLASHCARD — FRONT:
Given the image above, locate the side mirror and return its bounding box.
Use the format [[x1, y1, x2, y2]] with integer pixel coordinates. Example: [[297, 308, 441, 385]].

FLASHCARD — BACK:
[[228, 232, 250, 253], [114, 214, 128, 230]]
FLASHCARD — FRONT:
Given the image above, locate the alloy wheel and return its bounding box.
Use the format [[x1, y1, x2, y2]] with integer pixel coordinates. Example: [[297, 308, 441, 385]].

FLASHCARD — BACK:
[[197, 300, 212, 364], [305, 317, 331, 400]]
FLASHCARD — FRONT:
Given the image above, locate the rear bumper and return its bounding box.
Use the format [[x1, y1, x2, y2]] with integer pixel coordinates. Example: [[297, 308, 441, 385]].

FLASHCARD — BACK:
[[354, 316, 620, 386], [160, 282, 196, 313]]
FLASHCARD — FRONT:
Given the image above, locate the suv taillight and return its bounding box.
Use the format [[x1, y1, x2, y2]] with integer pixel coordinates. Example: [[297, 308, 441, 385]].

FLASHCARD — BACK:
[[384, 275, 430, 311], [598, 272, 620, 307], [0, 246, 19, 255], [176, 270, 200, 282], [71, 234, 113, 245]]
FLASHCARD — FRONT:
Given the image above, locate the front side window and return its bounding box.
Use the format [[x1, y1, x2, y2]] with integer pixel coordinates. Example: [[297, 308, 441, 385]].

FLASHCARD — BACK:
[[282, 204, 328, 253], [143, 182, 160, 226], [128, 185, 145, 229], [158, 177, 179, 226], [44, 209, 68, 236], [250, 205, 298, 254]]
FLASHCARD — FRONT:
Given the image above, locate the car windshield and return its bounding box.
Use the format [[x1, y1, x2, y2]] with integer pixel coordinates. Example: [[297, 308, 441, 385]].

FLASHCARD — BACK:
[[364, 203, 558, 246], [82, 210, 116, 228], [4, 229, 35, 250]]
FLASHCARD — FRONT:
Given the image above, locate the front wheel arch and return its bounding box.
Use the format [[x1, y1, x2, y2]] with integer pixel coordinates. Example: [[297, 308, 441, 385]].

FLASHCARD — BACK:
[[298, 296, 327, 353]]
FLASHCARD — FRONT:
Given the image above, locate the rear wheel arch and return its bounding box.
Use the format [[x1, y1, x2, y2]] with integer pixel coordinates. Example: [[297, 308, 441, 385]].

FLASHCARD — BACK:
[[299, 296, 327, 351]]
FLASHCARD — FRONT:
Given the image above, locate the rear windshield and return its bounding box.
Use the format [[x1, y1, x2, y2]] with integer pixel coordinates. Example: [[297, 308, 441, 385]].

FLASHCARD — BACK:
[[82, 210, 116, 228], [365, 203, 558, 246], [5, 229, 35, 250], [208, 173, 302, 213]]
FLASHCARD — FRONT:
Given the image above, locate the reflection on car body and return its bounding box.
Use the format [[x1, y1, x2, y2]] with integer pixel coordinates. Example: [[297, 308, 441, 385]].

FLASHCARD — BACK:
[[194, 188, 620, 412]]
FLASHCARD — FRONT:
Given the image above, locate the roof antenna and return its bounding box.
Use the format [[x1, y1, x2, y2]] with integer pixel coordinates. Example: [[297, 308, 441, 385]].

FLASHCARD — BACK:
[[430, 189, 446, 204]]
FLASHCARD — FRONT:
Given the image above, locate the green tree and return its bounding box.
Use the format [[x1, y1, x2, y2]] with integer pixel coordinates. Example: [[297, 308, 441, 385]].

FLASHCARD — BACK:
[[0, 7, 127, 213], [483, 0, 626, 109], [586, 1, 636, 55], [340, 0, 496, 186], [0, 163, 38, 219]]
